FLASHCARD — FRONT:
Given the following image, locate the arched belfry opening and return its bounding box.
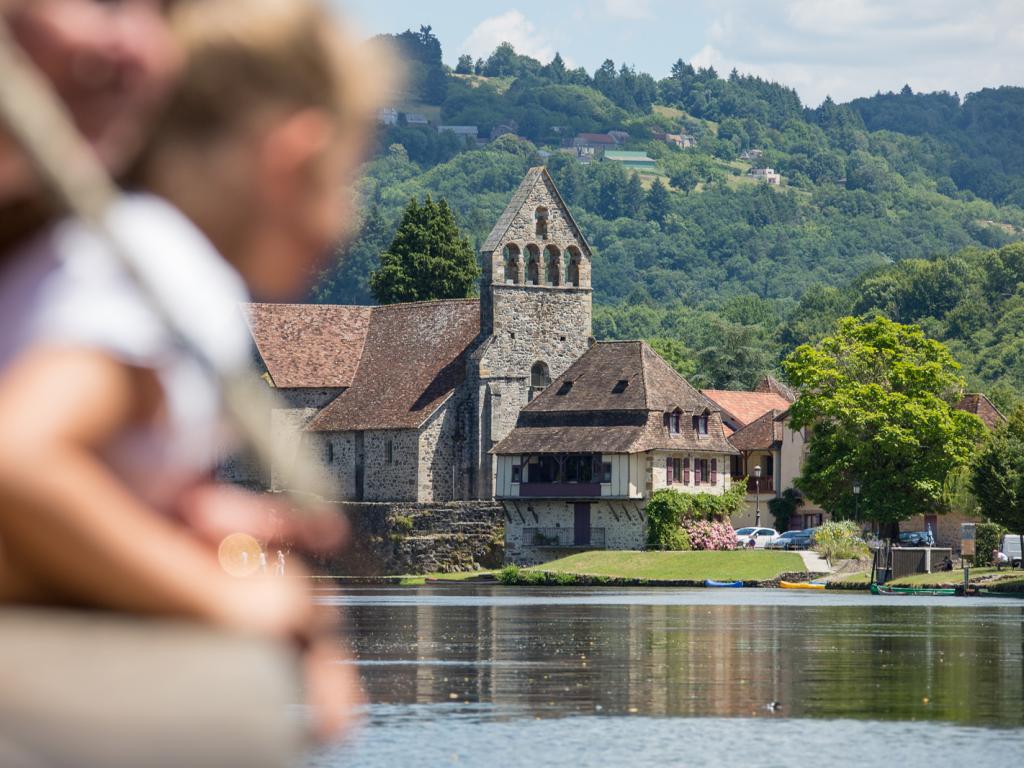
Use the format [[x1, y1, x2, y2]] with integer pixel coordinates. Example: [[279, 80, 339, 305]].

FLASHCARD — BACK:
[[502, 244, 520, 284], [525, 244, 541, 286], [534, 206, 549, 238], [544, 245, 560, 286], [529, 360, 551, 400], [565, 245, 582, 287]]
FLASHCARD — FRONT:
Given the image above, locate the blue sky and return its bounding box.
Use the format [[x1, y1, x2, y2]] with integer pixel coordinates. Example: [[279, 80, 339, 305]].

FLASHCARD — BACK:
[[331, 0, 1024, 107]]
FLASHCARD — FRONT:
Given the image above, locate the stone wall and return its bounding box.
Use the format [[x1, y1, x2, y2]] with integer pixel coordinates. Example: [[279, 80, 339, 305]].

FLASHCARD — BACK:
[[503, 499, 646, 565], [417, 396, 474, 502], [650, 450, 733, 496], [320, 501, 506, 575], [362, 429, 420, 502]]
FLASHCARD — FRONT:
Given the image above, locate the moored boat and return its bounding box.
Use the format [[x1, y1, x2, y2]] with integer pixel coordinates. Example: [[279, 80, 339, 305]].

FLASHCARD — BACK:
[[705, 579, 743, 588], [779, 580, 826, 590], [870, 583, 956, 596]]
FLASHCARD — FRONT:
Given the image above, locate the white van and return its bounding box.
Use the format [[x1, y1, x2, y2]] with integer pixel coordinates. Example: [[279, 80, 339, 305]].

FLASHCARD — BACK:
[[1001, 534, 1022, 567]]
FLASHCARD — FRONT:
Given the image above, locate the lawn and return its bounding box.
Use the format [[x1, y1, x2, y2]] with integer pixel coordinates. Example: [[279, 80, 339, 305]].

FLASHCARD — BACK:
[[525, 550, 805, 582], [828, 566, 1024, 590], [397, 570, 496, 586]]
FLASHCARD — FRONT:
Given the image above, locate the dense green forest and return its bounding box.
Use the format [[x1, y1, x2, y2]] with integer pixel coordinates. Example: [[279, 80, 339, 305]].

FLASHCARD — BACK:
[[312, 27, 1024, 409]]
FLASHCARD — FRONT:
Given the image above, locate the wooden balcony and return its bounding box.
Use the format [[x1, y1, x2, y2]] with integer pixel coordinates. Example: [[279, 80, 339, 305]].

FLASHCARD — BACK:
[[745, 477, 774, 494], [519, 482, 602, 498]]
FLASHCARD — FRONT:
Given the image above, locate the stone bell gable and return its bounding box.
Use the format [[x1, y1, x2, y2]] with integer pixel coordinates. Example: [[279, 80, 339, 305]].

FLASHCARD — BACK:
[[469, 166, 595, 499]]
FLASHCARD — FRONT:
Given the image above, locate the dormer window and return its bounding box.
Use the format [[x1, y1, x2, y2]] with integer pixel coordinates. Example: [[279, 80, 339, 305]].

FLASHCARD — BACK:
[[612, 379, 628, 394], [557, 381, 573, 396], [693, 413, 709, 436], [665, 410, 682, 435]]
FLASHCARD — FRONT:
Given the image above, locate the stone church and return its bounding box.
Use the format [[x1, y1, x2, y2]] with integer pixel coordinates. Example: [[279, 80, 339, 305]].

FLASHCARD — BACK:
[[229, 167, 594, 501]]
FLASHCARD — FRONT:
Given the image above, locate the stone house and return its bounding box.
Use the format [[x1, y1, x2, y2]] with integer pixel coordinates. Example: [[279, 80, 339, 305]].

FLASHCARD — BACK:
[[494, 340, 737, 564], [227, 167, 594, 503], [748, 167, 781, 185], [903, 393, 1008, 549], [703, 377, 826, 530]]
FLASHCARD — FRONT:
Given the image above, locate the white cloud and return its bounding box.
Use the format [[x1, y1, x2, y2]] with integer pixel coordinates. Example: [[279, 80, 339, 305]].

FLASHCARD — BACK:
[[603, 0, 654, 20], [692, 0, 1024, 105], [459, 10, 556, 63]]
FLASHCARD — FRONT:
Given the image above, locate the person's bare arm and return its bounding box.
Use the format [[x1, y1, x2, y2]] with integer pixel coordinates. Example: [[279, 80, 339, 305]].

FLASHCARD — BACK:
[[0, 345, 310, 639]]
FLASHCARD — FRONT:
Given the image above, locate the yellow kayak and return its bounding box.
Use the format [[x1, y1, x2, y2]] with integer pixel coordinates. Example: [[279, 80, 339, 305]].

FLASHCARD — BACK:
[[779, 580, 826, 590]]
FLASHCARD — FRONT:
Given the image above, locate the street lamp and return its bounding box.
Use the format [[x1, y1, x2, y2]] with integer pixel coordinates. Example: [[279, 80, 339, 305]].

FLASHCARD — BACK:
[[853, 481, 861, 523], [754, 464, 762, 527]]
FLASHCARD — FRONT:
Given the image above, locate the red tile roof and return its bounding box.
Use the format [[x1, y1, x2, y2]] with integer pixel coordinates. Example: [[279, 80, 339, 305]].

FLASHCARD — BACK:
[[701, 389, 792, 428], [244, 303, 372, 388], [956, 394, 1007, 431], [307, 300, 480, 432]]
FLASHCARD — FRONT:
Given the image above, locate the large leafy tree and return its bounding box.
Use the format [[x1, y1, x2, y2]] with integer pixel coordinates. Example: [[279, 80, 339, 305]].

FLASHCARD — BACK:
[[783, 316, 985, 533], [369, 196, 479, 305], [970, 406, 1024, 560]]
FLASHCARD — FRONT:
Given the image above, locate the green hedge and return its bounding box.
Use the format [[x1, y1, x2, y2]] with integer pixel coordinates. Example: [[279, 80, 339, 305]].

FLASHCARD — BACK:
[[975, 522, 1007, 566]]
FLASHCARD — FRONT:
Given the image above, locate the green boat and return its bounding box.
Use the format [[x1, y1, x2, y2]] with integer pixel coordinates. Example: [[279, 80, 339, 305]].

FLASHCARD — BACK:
[[870, 583, 957, 596]]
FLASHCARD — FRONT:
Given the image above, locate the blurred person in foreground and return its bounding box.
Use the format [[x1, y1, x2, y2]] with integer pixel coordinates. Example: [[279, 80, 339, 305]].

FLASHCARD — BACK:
[[0, 0, 181, 250], [0, 0, 388, 743]]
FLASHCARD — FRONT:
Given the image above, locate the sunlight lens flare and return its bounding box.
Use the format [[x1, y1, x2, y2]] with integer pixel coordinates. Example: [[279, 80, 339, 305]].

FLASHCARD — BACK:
[[218, 532, 262, 577]]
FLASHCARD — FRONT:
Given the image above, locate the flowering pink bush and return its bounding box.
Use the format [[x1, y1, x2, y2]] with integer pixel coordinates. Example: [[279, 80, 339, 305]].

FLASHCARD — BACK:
[[684, 520, 737, 551]]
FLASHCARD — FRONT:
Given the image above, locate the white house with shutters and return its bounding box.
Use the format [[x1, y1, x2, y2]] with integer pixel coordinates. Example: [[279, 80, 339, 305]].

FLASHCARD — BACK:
[[493, 340, 737, 564]]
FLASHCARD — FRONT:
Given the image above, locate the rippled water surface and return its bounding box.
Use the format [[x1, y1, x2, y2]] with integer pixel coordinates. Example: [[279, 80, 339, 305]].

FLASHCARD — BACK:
[[307, 586, 1024, 767]]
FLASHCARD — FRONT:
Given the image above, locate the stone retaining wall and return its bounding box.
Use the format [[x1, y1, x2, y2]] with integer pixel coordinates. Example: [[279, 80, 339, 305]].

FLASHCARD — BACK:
[[318, 501, 505, 576]]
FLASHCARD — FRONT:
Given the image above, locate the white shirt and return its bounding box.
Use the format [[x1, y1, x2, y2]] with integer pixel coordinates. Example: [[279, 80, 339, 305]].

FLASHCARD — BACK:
[[0, 194, 252, 512]]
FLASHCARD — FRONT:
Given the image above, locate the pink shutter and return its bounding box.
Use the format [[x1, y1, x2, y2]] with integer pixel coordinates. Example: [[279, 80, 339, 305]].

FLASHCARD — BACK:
[[666, 457, 674, 484], [711, 458, 718, 484], [683, 457, 690, 485]]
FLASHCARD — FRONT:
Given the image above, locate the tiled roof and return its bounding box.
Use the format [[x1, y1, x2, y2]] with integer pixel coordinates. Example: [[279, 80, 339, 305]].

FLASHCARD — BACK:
[[480, 166, 591, 254], [307, 300, 480, 431], [956, 394, 1007, 431], [753, 375, 797, 403], [701, 389, 792, 428], [244, 303, 372, 388], [494, 341, 735, 455], [728, 409, 785, 452]]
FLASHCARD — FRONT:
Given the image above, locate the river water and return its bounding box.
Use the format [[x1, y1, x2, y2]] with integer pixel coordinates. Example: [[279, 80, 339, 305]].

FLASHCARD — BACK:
[[307, 586, 1024, 767]]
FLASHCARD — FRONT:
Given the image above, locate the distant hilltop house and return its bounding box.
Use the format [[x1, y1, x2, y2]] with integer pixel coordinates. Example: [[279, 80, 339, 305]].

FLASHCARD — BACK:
[[748, 167, 781, 185], [403, 112, 430, 127], [572, 132, 617, 162], [495, 341, 737, 562], [654, 131, 696, 149], [437, 125, 479, 142], [376, 107, 398, 126], [490, 121, 518, 141], [740, 148, 764, 161], [604, 150, 658, 171], [227, 167, 595, 504]]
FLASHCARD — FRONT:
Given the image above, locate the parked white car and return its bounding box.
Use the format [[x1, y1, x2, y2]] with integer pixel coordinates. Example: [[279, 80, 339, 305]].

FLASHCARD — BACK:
[[735, 527, 779, 549], [1001, 534, 1022, 567]]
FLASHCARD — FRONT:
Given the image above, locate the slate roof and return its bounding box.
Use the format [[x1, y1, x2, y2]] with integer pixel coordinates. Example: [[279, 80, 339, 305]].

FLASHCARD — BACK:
[[728, 409, 785, 452], [480, 166, 591, 255], [307, 300, 481, 432], [244, 303, 372, 388], [494, 341, 736, 455], [956, 393, 1007, 431], [701, 389, 792, 428]]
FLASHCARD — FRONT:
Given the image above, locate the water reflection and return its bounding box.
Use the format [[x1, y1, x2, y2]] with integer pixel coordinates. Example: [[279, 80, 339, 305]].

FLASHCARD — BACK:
[[330, 586, 1024, 727]]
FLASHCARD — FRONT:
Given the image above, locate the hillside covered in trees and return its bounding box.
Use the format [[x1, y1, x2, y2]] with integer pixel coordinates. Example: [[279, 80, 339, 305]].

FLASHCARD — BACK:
[[313, 27, 1024, 410]]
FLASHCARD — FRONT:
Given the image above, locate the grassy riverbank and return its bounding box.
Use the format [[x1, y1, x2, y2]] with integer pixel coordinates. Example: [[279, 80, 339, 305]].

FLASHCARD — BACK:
[[830, 566, 1024, 591], [507, 550, 806, 585]]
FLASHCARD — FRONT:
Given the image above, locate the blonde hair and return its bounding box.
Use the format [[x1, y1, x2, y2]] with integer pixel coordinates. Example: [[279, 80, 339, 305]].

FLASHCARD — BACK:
[[155, 0, 391, 143]]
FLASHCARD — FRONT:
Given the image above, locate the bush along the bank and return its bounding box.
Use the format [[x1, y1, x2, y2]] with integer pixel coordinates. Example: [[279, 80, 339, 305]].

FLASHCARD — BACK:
[[974, 522, 1008, 566], [644, 484, 745, 550], [813, 520, 869, 561]]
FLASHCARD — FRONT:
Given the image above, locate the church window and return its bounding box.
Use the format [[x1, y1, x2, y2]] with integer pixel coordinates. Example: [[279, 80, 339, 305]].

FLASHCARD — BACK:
[[565, 246, 582, 287], [526, 245, 541, 285], [544, 245, 560, 286], [324, 440, 334, 463], [534, 206, 549, 238], [531, 361, 551, 389], [503, 244, 520, 284], [385, 439, 394, 464]]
